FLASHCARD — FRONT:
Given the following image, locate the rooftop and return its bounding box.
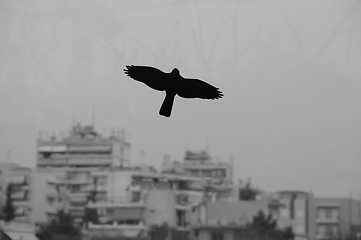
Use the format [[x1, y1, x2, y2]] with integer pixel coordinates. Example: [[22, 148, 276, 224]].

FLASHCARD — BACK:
[[37, 124, 129, 145]]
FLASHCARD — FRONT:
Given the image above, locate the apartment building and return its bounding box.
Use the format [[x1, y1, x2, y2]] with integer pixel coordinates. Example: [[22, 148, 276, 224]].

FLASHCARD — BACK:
[[162, 150, 233, 186], [0, 163, 32, 223], [37, 124, 130, 168], [0, 164, 64, 224], [191, 200, 271, 240], [34, 123, 132, 223], [130, 172, 206, 229], [315, 197, 361, 239], [82, 170, 206, 239], [266, 191, 317, 240]]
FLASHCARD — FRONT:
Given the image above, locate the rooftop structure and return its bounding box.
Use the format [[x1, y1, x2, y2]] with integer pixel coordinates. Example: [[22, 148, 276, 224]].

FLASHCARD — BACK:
[[37, 124, 130, 168], [162, 150, 234, 186]]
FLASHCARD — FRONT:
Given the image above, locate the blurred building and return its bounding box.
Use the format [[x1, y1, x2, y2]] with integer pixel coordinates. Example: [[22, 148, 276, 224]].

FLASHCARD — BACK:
[[0, 163, 32, 223], [127, 171, 207, 230], [33, 123, 132, 223], [191, 200, 270, 240], [0, 164, 64, 224], [315, 197, 361, 239], [270, 191, 317, 240], [37, 124, 130, 168], [84, 170, 208, 239], [162, 150, 233, 186], [29, 168, 64, 224]]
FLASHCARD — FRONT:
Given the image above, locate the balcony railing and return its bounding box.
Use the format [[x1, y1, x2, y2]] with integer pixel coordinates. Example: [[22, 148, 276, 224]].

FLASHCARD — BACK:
[[88, 222, 147, 230], [88, 199, 146, 208], [316, 217, 339, 223]]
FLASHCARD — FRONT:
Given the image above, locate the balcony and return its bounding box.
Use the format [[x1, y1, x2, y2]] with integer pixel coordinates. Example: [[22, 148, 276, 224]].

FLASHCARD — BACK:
[[128, 185, 140, 192], [37, 159, 67, 166], [89, 221, 147, 230], [13, 201, 30, 208], [68, 191, 87, 199], [175, 205, 192, 211], [11, 190, 28, 201], [68, 205, 84, 211], [88, 199, 146, 209], [46, 207, 58, 215], [316, 217, 339, 224], [316, 234, 340, 239], [64, 178, 90, 185], [1, 221, 36, 233]]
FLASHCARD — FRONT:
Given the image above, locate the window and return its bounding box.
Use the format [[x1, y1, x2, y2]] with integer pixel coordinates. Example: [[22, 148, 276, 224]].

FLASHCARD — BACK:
[[317, 225, 325, 235], [324, 225, 338, 237], [211, 232, 224, 240], [325, 208, 333, 219], [132, 192, 140, 202], [47, 196, 55, 205], [69, 185, 81, 193], [317, 208, 321, 218], [176, 210, 186, 227], [178, 181, 188, 190]]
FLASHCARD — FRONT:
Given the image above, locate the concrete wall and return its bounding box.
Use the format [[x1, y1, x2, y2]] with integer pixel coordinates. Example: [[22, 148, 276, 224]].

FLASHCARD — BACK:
[[30, 169, 63, 223], [277, 191, 316, 240], [144, 189, 176, 227], [111, 141, 131, 167], [108, 170, 133, 201]]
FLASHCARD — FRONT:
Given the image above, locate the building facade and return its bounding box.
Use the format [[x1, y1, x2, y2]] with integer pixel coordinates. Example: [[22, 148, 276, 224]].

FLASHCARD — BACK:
[[37, 124, 130, 168], [33, 123, 132, 223], [271, 191, 317, 240], [162, 150, 234, 186], [315, 197, 361, 239], [0, 163, 32, 223]]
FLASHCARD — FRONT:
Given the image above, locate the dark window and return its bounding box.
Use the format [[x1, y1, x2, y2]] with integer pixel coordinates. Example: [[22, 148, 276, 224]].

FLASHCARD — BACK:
[[211, 232, 223, 240], [132, 192, 140, 202], [176, 210, 186, 227], [325, 208, 333, 219]]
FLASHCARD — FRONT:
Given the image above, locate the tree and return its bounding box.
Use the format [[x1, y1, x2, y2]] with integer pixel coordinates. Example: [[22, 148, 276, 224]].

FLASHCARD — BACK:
[[149, 223, 189, 240], [83, 177, 99, 227], [243, 210, 294, 240], [50, 210, 79, 236], [36, 210, 80, 240], [149, 222, 170, 240], [1, 183, 17, 223], [247, 210, 277, 235]]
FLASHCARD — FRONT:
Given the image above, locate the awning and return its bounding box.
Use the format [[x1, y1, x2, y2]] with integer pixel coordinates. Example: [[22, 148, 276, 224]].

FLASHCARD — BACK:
[[3, 231, 38, 240]]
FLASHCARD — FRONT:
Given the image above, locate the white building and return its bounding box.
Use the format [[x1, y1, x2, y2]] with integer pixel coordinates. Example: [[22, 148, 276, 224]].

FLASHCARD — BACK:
[[37, 124, 130, 168]]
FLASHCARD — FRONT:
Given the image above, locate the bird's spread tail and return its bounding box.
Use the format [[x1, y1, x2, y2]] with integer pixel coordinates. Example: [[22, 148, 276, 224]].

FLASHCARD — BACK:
[[159, 92, 176, 117]]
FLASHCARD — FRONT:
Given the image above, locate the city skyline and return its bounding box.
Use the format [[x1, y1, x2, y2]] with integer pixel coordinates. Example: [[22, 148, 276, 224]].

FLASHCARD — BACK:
[[0, 0, 361, 198]]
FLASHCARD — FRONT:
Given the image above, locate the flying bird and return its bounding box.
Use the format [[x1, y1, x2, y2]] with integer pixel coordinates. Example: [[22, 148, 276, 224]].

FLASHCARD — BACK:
[[124, 65, 223, 117]]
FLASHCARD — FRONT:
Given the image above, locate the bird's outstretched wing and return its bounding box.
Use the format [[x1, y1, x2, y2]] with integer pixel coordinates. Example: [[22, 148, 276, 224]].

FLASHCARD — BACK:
[[176, 78, 223, 99], [124, 65, 168, 91]]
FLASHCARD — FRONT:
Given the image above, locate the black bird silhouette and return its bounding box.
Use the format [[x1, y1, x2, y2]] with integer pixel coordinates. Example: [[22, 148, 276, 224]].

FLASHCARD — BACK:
[[124, 65, 223, 117]]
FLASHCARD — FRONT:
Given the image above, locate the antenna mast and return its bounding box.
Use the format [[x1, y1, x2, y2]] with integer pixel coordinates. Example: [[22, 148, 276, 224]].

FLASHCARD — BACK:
[[91, 104, 96, 128], [205, 132, 209, 154]]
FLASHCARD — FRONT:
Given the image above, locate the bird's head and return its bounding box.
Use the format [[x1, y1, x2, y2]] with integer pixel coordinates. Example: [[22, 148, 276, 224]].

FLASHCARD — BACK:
[[171, 68, 180, 75]]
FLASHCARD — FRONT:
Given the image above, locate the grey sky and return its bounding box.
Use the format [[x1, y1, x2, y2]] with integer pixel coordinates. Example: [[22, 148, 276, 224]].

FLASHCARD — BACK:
[[0, 0, 361, 198]]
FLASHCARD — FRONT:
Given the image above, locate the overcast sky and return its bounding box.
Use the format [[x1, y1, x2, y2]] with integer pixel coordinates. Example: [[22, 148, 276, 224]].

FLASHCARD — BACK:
[[0, 0, 361, 198]]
